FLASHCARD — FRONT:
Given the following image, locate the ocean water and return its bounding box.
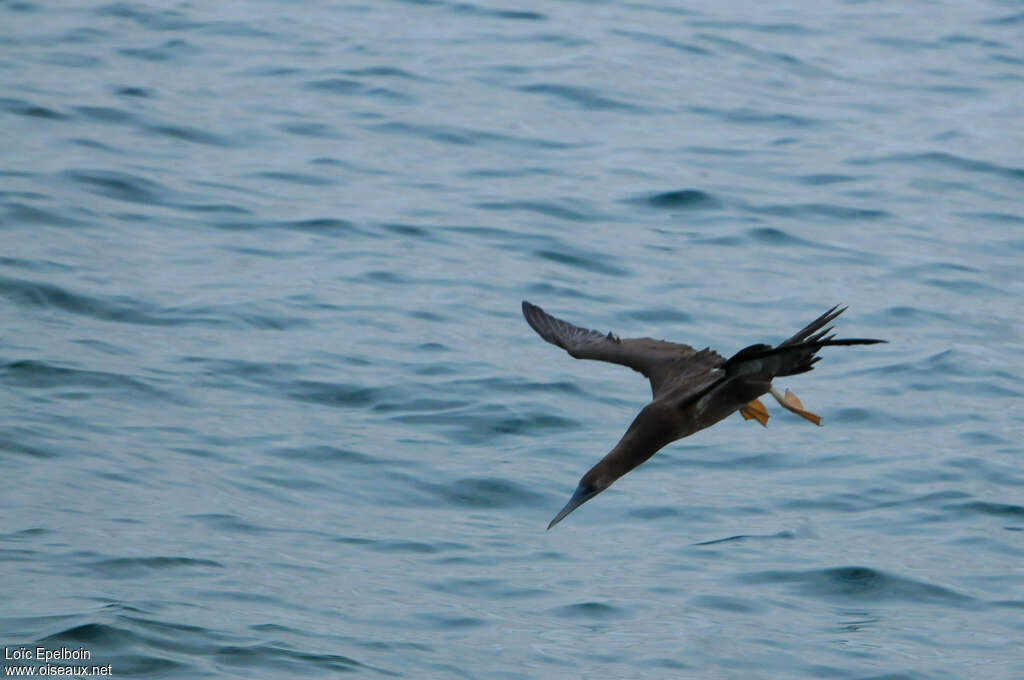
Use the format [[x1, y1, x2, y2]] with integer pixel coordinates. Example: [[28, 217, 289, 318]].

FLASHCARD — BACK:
[[2, 0, 1023, 678]]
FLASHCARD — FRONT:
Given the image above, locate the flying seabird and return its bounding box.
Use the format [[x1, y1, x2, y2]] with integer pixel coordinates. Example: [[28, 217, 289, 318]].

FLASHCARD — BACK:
[[522, 301, 885, 529]]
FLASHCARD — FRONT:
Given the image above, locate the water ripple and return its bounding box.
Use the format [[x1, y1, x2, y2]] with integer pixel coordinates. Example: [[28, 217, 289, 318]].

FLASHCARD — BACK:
[[61, 169, 168, 204], [0, 97, 68, 120], [368, 121, 574, 150], [625, 189, 721, 209], [518, 83, 648, 113], [0, 276, 309, 329], [849, 151, 1024, 181], [552, 602, 625, 620], [739, 566, 973, 604]]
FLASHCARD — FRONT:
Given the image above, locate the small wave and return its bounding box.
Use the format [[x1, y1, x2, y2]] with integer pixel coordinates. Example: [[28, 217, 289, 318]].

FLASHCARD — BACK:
[[73, 105, 135, 124], [413, 476, 547, 509], [113, 86, 152, 98], [392, 401, 580, 444], [518, 83, 648, 113], [0, 432, 59, 459], [186, 513, 271, 534], [551, 601, 626, 619], [476, 199, 596, 222], [624, 307, 695, 324], [533, 246, 630, 277], [922, 277, 1008, 297], [739, 566, 973, 604], [984, 11, 1024, 26], [145, 123, 234, 147], [746, 202, 890, 221], [747, 226, 807, 246], [369, 120, 574, 150], [248, 170, 335, 186], [215, 217, 364, 237], [83, 556, 223, 579], [342, 66, 428, 80], [61, 169, 168, 205], [0, 97, 68, 120], [1, 359, 177, 402], [305, 77, 412, 103], [690, 595, 763, 613], [450, 3, 545, 20], [269, 445, 376, 465], [118, 39, 199, 62], [214, 643, 397, 676], [627, 506, 681, 520], [428, 577, 544, 599], [626, 189, 721, 209], [694, 530, 796, 546], [279, 121, 341, 138], [286, 380, 382, 407], [0, 276, 313, 329], [688, 105, 819, 128], [1, 202, 80, 227], [849, 151, 1024, 181], [943, 501, 1024, 518], [795, 173, 861, 185], [612, 29, 711, 56]]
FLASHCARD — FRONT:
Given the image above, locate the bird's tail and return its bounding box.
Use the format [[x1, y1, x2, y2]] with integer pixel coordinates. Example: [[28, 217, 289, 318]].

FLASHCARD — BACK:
[[723, 337, 885, 378], [722, 306, 885, 378]]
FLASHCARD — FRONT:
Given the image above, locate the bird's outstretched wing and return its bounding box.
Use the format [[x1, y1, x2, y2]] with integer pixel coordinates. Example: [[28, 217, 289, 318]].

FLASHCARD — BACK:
[[522, 301, 725, 399]]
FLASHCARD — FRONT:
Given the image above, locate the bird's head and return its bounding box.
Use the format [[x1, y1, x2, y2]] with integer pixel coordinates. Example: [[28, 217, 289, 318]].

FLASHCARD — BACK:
[[547, 468, 611, 530]]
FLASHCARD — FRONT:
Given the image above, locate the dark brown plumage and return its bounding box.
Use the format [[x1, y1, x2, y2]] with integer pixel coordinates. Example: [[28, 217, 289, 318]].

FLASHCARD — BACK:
[[522, 301, 885, 529]]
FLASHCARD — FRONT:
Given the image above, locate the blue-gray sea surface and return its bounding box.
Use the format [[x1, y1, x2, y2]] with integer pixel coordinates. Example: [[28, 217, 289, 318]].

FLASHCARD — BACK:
[[2, 1, 1023, 678]]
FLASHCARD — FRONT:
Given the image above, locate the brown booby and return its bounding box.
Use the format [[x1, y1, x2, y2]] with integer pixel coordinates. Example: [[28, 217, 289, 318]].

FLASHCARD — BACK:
[[522, 301, 885, 529]]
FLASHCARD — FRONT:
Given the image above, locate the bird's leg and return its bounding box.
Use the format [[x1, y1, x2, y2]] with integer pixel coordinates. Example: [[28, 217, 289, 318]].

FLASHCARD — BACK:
[[739, 398, 770, 427], [769, 387, 821, 426]]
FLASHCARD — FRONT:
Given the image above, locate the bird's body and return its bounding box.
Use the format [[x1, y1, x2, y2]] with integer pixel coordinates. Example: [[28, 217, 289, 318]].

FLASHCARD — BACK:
[[521, 301, 885, 529]]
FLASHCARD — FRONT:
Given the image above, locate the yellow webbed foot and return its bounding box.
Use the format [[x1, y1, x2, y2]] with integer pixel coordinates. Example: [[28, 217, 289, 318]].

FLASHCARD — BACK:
[[739, 398, 770, 427], [770, 387, 822, 426]]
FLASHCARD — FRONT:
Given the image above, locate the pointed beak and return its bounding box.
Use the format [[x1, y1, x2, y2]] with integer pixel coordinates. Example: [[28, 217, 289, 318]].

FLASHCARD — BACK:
[[548, 484, 600, 530]]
